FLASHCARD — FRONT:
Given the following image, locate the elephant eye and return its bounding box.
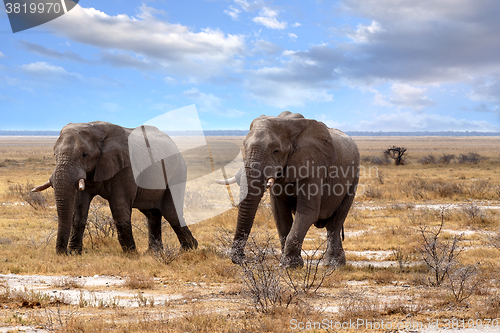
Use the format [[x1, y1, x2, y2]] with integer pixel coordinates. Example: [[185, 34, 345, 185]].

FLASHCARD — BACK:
[[273, 149, 280, 155], [82, 152, 88, 158]]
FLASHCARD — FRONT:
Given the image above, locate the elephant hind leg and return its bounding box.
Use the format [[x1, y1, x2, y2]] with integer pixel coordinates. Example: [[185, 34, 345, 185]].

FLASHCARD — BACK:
[[324, 185, 357, 267], [140, 209, 163, 253], [160, 190, 198, 250]]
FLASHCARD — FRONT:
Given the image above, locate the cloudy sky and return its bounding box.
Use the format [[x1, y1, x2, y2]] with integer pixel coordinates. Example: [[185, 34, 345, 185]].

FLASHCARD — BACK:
[[1, 0, 499, 131]]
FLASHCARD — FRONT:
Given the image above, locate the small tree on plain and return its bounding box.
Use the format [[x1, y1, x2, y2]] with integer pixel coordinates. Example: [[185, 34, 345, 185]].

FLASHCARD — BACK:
[[384, 146, 407, 166]]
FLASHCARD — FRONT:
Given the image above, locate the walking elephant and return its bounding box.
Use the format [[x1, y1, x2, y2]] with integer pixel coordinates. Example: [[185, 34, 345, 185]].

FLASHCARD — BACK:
[[217, 112, 359, 268], [32, 121, 198, 255]]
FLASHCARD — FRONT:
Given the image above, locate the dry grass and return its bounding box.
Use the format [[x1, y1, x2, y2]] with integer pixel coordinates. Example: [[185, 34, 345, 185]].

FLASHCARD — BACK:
[[1, 136, 500, 331]]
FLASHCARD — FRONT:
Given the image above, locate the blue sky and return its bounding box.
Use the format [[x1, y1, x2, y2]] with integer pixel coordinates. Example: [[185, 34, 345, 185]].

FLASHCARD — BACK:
[[1, 0, 500, 131]]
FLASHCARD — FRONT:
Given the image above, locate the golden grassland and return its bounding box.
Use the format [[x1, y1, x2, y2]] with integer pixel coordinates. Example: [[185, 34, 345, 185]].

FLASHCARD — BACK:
[[0, 136, 499, 332]]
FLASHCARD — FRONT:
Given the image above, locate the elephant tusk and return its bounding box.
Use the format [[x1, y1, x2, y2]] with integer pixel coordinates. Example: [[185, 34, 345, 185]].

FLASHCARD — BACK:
[[78, 179, 85, 191], [266, 178, 275, 188], [215, 177, 237, 185], [32, 180, 51, 192]]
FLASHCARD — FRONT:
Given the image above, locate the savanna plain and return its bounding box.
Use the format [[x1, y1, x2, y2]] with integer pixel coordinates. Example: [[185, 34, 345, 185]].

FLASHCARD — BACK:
[[0, 136, 499, 332]]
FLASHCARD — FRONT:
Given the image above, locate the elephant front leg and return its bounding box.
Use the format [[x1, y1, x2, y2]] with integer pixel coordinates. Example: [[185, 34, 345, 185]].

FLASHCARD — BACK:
[[281, 196, 321, 269], [270, 194, 293, 251], [68, 191, 94, 255]]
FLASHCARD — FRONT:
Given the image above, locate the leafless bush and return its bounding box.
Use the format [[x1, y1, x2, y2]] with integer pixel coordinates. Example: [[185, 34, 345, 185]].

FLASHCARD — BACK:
[[338, 289, 379, 320], [488, 230, 500, 252], [53, 276, 84, 289], [363, 185, 383, 199], [462, 201, 483, 223], [44, 305, 79, 331], [420, 154, 436, 165], [85, 198, 116, 247], [237, 234, 294, 313], [27, 227, 56, 250], [446, 264, 481, 303], [8, 182, 49, 210], [361, 155, 390, 165], [482, 293, 500, 317], [283, 241, 337, 295], [391, 245, 413, 271], [377, 171, 385, 184], [458, 152, 481, 164], [151, 243, 179, 265], [405, 177, 463, 199], [438, 154, 455, 164], [417, 219, 464, 286], [468, 178, 491, 196]]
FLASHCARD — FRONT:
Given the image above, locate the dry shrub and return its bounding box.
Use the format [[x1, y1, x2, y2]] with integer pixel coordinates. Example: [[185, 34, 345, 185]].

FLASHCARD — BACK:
[[85, 197, 116, 248], [338, 289, 379, 320], [123, 274, 155, 290], [151, 242, 179, 265], [417, 219, 464, 286], [361, 155, 390, 165], [438, 154, 455, 164], [363, 185, 383, 199], [482, 293, 500, 317], [7, 182, 49, 210], [446, 264, 482, 303], [403, 177, 463, 199], [458, 152, 481, 164], [53, 276, 84, 289], [383, 298, 426, 316], [420, 154, 436, 165]]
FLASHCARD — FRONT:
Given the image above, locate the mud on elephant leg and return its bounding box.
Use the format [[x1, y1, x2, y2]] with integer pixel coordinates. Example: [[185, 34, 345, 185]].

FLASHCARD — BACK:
[[68, 191, 94, 255]]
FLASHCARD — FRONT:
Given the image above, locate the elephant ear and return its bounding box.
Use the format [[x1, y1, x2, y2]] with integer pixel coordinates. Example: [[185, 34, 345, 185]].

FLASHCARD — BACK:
[[93, 123, 131, 182], [285, 120, 337, 183]]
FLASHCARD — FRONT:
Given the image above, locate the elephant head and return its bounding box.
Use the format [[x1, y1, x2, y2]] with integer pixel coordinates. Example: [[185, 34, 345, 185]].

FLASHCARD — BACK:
[[33, 122, 129, 254], [229, 111, 337, 264]]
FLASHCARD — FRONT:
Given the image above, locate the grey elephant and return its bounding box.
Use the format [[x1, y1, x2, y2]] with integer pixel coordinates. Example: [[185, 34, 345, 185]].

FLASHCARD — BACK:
[[32, 121, 198, 255], [217, 112, 359, 268]]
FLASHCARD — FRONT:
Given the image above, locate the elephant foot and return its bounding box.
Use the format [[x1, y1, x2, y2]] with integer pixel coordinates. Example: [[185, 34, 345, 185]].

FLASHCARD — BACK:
[[280, 255, 304, 269], [68, 247, 83, 255], [230, 247, 245, 265], [323, 250, 346, 268], [180, 238, 198, 251]]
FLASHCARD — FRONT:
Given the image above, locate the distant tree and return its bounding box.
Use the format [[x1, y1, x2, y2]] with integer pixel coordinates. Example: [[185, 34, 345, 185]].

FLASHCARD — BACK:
[[384, 146, 407, 166]]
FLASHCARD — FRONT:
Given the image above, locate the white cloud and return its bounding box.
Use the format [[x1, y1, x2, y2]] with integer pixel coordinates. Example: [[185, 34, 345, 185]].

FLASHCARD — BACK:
[[469, 74, 500, 104], [45, 5, 245, 81], [20, 62, 82, 81], [252, 7, 287, 29], [347, 21, 383, 43], [315, 114, 344, 129], [288, 33, 298, 40], [224, 6, 241, 20], [182, 88, 245, 118], [0, 51, 5, 58], [293, 22, 301, 27], [374, 83, 434, 111], [354, 111, 499, 132]]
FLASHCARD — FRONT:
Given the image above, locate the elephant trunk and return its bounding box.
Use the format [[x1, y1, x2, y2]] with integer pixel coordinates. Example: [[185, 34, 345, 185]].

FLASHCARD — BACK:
[[52, 162, 84, 254], [231, 153, 266, 264]]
